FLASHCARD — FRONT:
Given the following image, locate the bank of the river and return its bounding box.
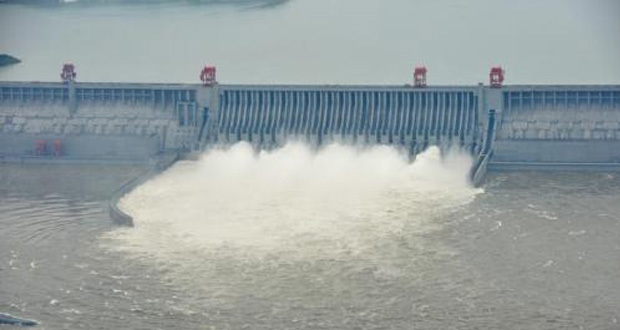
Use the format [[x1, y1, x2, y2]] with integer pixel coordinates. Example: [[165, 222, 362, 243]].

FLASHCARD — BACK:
[[0, 54, 20, 67]]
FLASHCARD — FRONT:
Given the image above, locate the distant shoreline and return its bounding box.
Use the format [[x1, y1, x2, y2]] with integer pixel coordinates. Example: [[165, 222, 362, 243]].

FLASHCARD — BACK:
[[0, 54, 21, 67]]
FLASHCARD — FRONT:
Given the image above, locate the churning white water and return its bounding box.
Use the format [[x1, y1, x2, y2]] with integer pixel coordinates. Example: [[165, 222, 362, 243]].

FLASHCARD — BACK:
[[108, 143, 480, 265], [6, 148, 620, 329]]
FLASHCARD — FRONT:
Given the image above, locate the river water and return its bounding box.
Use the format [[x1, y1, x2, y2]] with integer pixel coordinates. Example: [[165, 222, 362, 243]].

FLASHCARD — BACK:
[[1, 1, 620, 329], [1, 0, 620, 84], [1, 145, 619, 329]]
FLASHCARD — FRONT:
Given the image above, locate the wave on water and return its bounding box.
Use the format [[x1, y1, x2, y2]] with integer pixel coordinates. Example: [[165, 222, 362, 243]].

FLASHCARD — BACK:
[[104, 142, 481, 264]]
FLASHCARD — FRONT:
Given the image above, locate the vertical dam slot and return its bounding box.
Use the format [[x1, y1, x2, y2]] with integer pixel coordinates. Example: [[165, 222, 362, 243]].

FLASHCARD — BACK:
[[212, 88, 480, 156]]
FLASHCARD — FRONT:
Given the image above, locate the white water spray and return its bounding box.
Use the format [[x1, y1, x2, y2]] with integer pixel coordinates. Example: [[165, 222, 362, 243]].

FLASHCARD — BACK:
[[107, 142, 480, 263]]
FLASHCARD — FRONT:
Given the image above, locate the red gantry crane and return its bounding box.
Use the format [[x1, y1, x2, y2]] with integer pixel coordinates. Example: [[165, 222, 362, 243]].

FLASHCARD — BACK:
[[413, 66, 427, 87], [200, 66, 217, 86], [489, 66, 505, 88], [61, 63, 76, 83]]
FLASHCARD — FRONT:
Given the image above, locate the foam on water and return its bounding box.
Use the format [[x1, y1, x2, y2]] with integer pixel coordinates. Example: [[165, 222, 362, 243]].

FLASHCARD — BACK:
[[106, 142, 480, 264]]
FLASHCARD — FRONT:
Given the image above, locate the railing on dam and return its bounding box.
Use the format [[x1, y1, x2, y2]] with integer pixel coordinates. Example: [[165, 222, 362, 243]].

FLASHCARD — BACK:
[[212, 86, 481, 152], [0, 82, 197, 105], [503, 88, 620, 112]]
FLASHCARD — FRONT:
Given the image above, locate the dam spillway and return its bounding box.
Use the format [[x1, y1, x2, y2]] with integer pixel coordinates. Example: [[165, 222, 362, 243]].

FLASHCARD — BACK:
[[1, 81, 620, 183], [212, 86, 480, 151]]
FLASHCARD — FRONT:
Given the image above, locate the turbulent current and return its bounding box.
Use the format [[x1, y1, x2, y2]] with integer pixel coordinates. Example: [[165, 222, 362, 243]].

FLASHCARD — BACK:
[[110, 143, 478, 259], [2, 145, 620, 329], [2, 0, 620, 327], [100, 142, 484, 328]]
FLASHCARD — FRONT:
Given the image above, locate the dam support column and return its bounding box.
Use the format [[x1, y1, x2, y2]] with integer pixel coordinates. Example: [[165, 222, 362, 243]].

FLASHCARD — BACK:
[[470, 83, 503, 186], [196, 84, 220, 149], [484, 85, 503, 145], [470, 109, 497, 186], [477, 84, 503, 152], [61, 63, 78, 115], [68, 81, 77, 116], [484, 87, 503, 121], [474, 83, 484, 154]]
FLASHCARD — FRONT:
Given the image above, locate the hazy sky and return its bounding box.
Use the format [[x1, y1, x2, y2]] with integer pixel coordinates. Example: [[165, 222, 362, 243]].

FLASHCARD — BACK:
[[1, 0, 619, 84]]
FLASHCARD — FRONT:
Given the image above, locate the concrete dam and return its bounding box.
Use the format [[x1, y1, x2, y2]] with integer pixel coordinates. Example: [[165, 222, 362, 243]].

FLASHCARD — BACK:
[[1, 76, 620, 186]]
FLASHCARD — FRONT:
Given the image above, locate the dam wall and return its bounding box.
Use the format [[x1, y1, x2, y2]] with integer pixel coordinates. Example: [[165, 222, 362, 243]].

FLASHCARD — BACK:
[[0, 82, 488, 161], [0, 82, 199, 161], [491, 86, 620, 169], [1, 80, 619, 175], [210, 85, 483, 154]]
